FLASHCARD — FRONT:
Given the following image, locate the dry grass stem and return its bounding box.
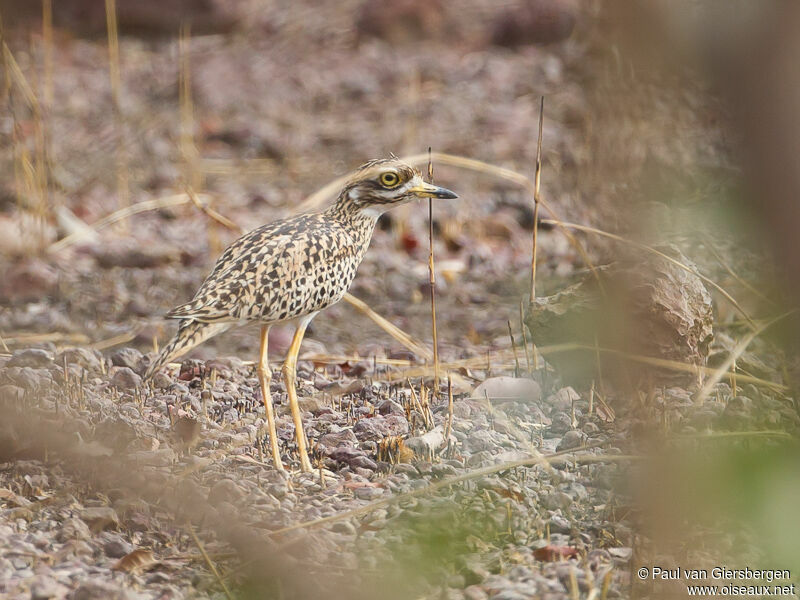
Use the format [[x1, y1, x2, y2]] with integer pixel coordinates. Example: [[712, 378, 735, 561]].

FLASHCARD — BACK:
[[519, 301, 532, 374], [48, 193, 198, 252], [104, 0, 130, 226], [530, 96, 544, 303], [342, 294, 432, 361], [427, 148, 441, 394], [186, 186, 243, 234], [189, 526, 234, 600]]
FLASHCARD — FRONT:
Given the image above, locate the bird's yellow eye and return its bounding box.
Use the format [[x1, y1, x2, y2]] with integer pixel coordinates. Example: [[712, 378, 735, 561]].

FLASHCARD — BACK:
[[379, 172, 400, 187]]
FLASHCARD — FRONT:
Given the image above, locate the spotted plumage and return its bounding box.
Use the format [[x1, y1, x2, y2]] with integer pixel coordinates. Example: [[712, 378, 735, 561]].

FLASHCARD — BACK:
[[145, 157, 457, 472]]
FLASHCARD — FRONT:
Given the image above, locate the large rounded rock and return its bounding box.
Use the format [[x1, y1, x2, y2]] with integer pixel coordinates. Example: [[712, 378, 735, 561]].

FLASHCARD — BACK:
[[525, 245, 713, 386]]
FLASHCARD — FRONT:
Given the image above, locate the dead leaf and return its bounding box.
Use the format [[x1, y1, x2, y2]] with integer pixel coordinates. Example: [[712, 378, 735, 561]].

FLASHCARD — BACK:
[[533, 545, 579, 562], [112, 548, 157, 573]]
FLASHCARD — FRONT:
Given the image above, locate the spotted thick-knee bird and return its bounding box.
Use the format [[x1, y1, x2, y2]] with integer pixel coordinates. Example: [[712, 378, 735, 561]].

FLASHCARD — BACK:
[[144, 158, 457, 472]]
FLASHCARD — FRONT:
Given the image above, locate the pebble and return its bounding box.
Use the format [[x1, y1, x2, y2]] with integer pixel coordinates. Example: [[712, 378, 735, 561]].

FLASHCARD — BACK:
[[8, 348, 54, 368], [556, 430, 586, 451], [542, 491, 572, 511], [103, 533, 133, 558], [208, 478, 245, 505], [110, 367, 142, 390], [79, 507, 120, 531], [464, 586, 490, 600], [110, 347, 144, 371], [30, 574, 67, 600], [354, 486, 385, 500], [549, 412, 573, 434], [352, 414, 409, 441]]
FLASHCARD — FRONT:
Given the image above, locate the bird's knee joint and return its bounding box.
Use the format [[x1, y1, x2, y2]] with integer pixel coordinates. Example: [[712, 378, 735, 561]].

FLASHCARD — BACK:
[[281, 362, 296, 382], [257, 363, 272, 381]]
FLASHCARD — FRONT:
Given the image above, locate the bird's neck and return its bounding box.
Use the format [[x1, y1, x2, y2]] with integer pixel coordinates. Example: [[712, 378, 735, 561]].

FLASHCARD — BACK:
[[326, 191, 380, 244]]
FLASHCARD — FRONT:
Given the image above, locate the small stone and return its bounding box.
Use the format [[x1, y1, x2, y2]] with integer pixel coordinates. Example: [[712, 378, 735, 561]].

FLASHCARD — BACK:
[[543, 491, 572, 511], [79, 506, 120, 531], [549, 513, 571, 533], [464, 585, 489, 600], [546, 387, 580, 412], [353, 414, 409, 442], [556, 430, 586, 452], [30, 574, 67, 600], [466, 430, 497, 453], [8, 348, 53, 368], [318, 428, 359, 450], [110, 347, 144, 371], [56, 517, 91, 542], [377, 399, 405, 416], [355, 486, 385, 500], [103, 534, 133, 558], [110, 367, 142, 390], [549, 412, 573, 434], [329, 447, 377, 470], [297, 397, 329, 415], [582, 421, 599, 434], [57, 347, 103, 372], [208, 478, 245, 505], [472, 377, 542, 404], [609, 547, 633, 561], [432, 463, 458, 478]]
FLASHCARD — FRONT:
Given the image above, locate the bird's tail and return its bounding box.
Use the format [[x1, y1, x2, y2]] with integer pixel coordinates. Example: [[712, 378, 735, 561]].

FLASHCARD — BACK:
[[144, 320, 231, 380]]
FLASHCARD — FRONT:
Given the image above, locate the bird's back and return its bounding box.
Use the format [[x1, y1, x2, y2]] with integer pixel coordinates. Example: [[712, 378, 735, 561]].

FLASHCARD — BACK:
[[167, 212, 374, 324]]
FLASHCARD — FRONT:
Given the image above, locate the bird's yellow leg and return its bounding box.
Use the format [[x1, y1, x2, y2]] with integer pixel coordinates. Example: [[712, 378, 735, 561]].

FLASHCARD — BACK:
[[282, 313, 315, 472], [257, 325, 284, 471]]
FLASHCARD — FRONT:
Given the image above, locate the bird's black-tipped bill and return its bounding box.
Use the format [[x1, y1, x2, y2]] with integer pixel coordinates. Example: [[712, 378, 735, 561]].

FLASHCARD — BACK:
[[410, 182, 458, 199]]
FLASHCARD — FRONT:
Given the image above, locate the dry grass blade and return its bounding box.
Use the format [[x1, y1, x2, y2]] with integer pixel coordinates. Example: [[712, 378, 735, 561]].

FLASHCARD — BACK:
[[104, 0, 129, 224], [530, 96, 544, 303], [189, 526, 234, 600], [694, 310, 796, 404], [375, 341, 787, 392], [91, 330, 138, 351], [1, 42, 40, 109], [2, 332, 90, 346], [427, 147, 440, 394], [48, 193, 196, 252], [342, 293, 432, 361], [186, 186, 243, 234]]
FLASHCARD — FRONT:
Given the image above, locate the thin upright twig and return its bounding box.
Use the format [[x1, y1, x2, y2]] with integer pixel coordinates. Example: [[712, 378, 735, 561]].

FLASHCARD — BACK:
[[427, 147, 440, 395], [530, 96, 544, 303], [445, 375, 454, 446], [507, 320, 520, 377], [519, 300, 532, 374], [105, 0, 129, 226]]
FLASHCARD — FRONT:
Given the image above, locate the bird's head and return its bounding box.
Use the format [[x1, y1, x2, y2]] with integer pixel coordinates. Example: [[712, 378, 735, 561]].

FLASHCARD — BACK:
[[336, 157, 457, 218]]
